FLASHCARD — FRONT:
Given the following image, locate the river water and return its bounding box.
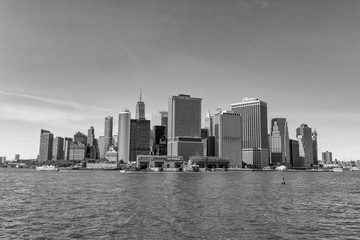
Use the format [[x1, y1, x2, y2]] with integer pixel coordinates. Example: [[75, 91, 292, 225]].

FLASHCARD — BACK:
[[1, 168, 360, 239]]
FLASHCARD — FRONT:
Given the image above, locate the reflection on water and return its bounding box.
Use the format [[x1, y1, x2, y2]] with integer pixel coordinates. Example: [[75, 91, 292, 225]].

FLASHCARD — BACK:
[[1, 168, 360, 239]]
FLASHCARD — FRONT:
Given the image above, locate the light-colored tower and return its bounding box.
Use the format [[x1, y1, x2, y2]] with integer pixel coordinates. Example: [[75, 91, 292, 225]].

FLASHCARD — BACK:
[[167, 94, 203, 161], [214, 110, 242, 167], [104, 116, 113, 152], [231, 98, 269, 169], [296, 124, 314, 168], [136, 89, 145, 120], [269, 118, 290, 166], [204, 111, 214, 137], [118, 109, 131, 163]]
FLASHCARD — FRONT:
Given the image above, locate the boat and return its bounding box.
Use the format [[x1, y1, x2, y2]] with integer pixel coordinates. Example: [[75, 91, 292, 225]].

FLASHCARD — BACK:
[[332, 167, 343, 172], [191, 164, 200, 172], [350, 167, 360, 171], [36, 165, 59, 171]]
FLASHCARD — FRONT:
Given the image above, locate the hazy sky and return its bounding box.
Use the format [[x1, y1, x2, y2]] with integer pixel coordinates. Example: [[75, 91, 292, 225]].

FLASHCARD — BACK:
[[1, 0, 359, 160]]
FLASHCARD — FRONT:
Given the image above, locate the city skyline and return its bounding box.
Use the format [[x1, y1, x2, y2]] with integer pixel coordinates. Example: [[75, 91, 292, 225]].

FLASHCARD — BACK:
[[1, 0, 360, 160]]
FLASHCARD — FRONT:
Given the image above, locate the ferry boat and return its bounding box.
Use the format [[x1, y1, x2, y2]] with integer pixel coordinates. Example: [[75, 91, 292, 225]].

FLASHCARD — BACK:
[[36, 165, 59, 171], [332, 167, 343, 172]]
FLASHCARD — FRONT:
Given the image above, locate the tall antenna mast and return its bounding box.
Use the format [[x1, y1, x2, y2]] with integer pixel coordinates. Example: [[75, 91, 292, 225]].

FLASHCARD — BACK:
[[140, 88, 142, 102]]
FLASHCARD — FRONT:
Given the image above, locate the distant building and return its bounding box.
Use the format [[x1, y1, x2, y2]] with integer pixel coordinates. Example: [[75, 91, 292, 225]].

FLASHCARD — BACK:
[[214, 110, 242, 167], [87, 126, 95, 147], [296, 124, 314, 168], [312, 130, 318, 165], [63, 137, 72, 160], [118, 109, 131, 163], [204, 136, 215, 157], [130, 119, 151, 162], [204, 111, 214, 136], [104, 116, 113, 154], [289, 139, 301, 167], [269, 118, 290, 166], [167, 94, 203, 161], [73, 131, 87, 145], [135, 89, 145, 120], [52, 137, 64, 160], [105, 146, 118, 162], [69, 142, 86, 161], [153, 125, 167, 155], [39, 129, 53, 162], [322, 151, 332, 164], [87, 126, 98, 159], [15, 154, 20, 161], [98, 136, 106, 159], [231, 98, 269, 169]]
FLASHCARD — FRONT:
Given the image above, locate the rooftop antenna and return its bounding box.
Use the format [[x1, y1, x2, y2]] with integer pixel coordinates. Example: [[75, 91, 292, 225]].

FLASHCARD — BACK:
[[140, 88, 142, 102]]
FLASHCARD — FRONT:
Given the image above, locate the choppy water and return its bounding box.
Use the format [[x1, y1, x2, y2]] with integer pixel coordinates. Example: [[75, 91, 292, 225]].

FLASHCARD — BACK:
[[1, 168, 360, 239]]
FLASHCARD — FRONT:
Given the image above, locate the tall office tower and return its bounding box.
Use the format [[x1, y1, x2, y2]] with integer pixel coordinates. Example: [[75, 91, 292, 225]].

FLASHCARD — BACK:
[[296, 124, 314, 168], [104, 116, 113, 152], [63, 137, 72, 160], [312, 130, 318, 166], [214, 110, 242, 167], [269, 118, 290, 166], [136, 89, 145, 120], [52, 137, 64, 160], [39, 129, 53, 162], [231, 98, 269, 169], [87, 126, 95, 146], [322, 151, 332, 164], [87, 126, 97, 159], [204, 111, 214, 136], [289, 139, 300, 167], [167, 94, 203, 161], [118, 109, 131, 163], [97, 136, 106, 159], [130, 119, 151, 162]]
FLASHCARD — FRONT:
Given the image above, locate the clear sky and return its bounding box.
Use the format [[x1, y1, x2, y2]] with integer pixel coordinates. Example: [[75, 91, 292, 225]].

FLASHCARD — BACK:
[[1, 0, 359, 161]]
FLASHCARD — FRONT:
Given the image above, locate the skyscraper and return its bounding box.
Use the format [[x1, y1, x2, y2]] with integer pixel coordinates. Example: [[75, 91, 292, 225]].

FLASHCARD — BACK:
[[269, 118, 290, 166], [204, 111, 214, 137], [135, 89, 145, 120], [52, 136, 64, 160], [97, 136, 106, 159], [289, 139, 301, 167], [63, 137, 72, 160], [87, 126, 95, 147], [296, 124, 314, 168], [104, 116, 113, 153], [167, 94, 203, 161], [39, 129, 53, 162], [118, 109, 131, 163], [231, 98, 269, 169], [312, 130, 318, 166], [130, 119, 150, 162], [214, 110, 242, 167]]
